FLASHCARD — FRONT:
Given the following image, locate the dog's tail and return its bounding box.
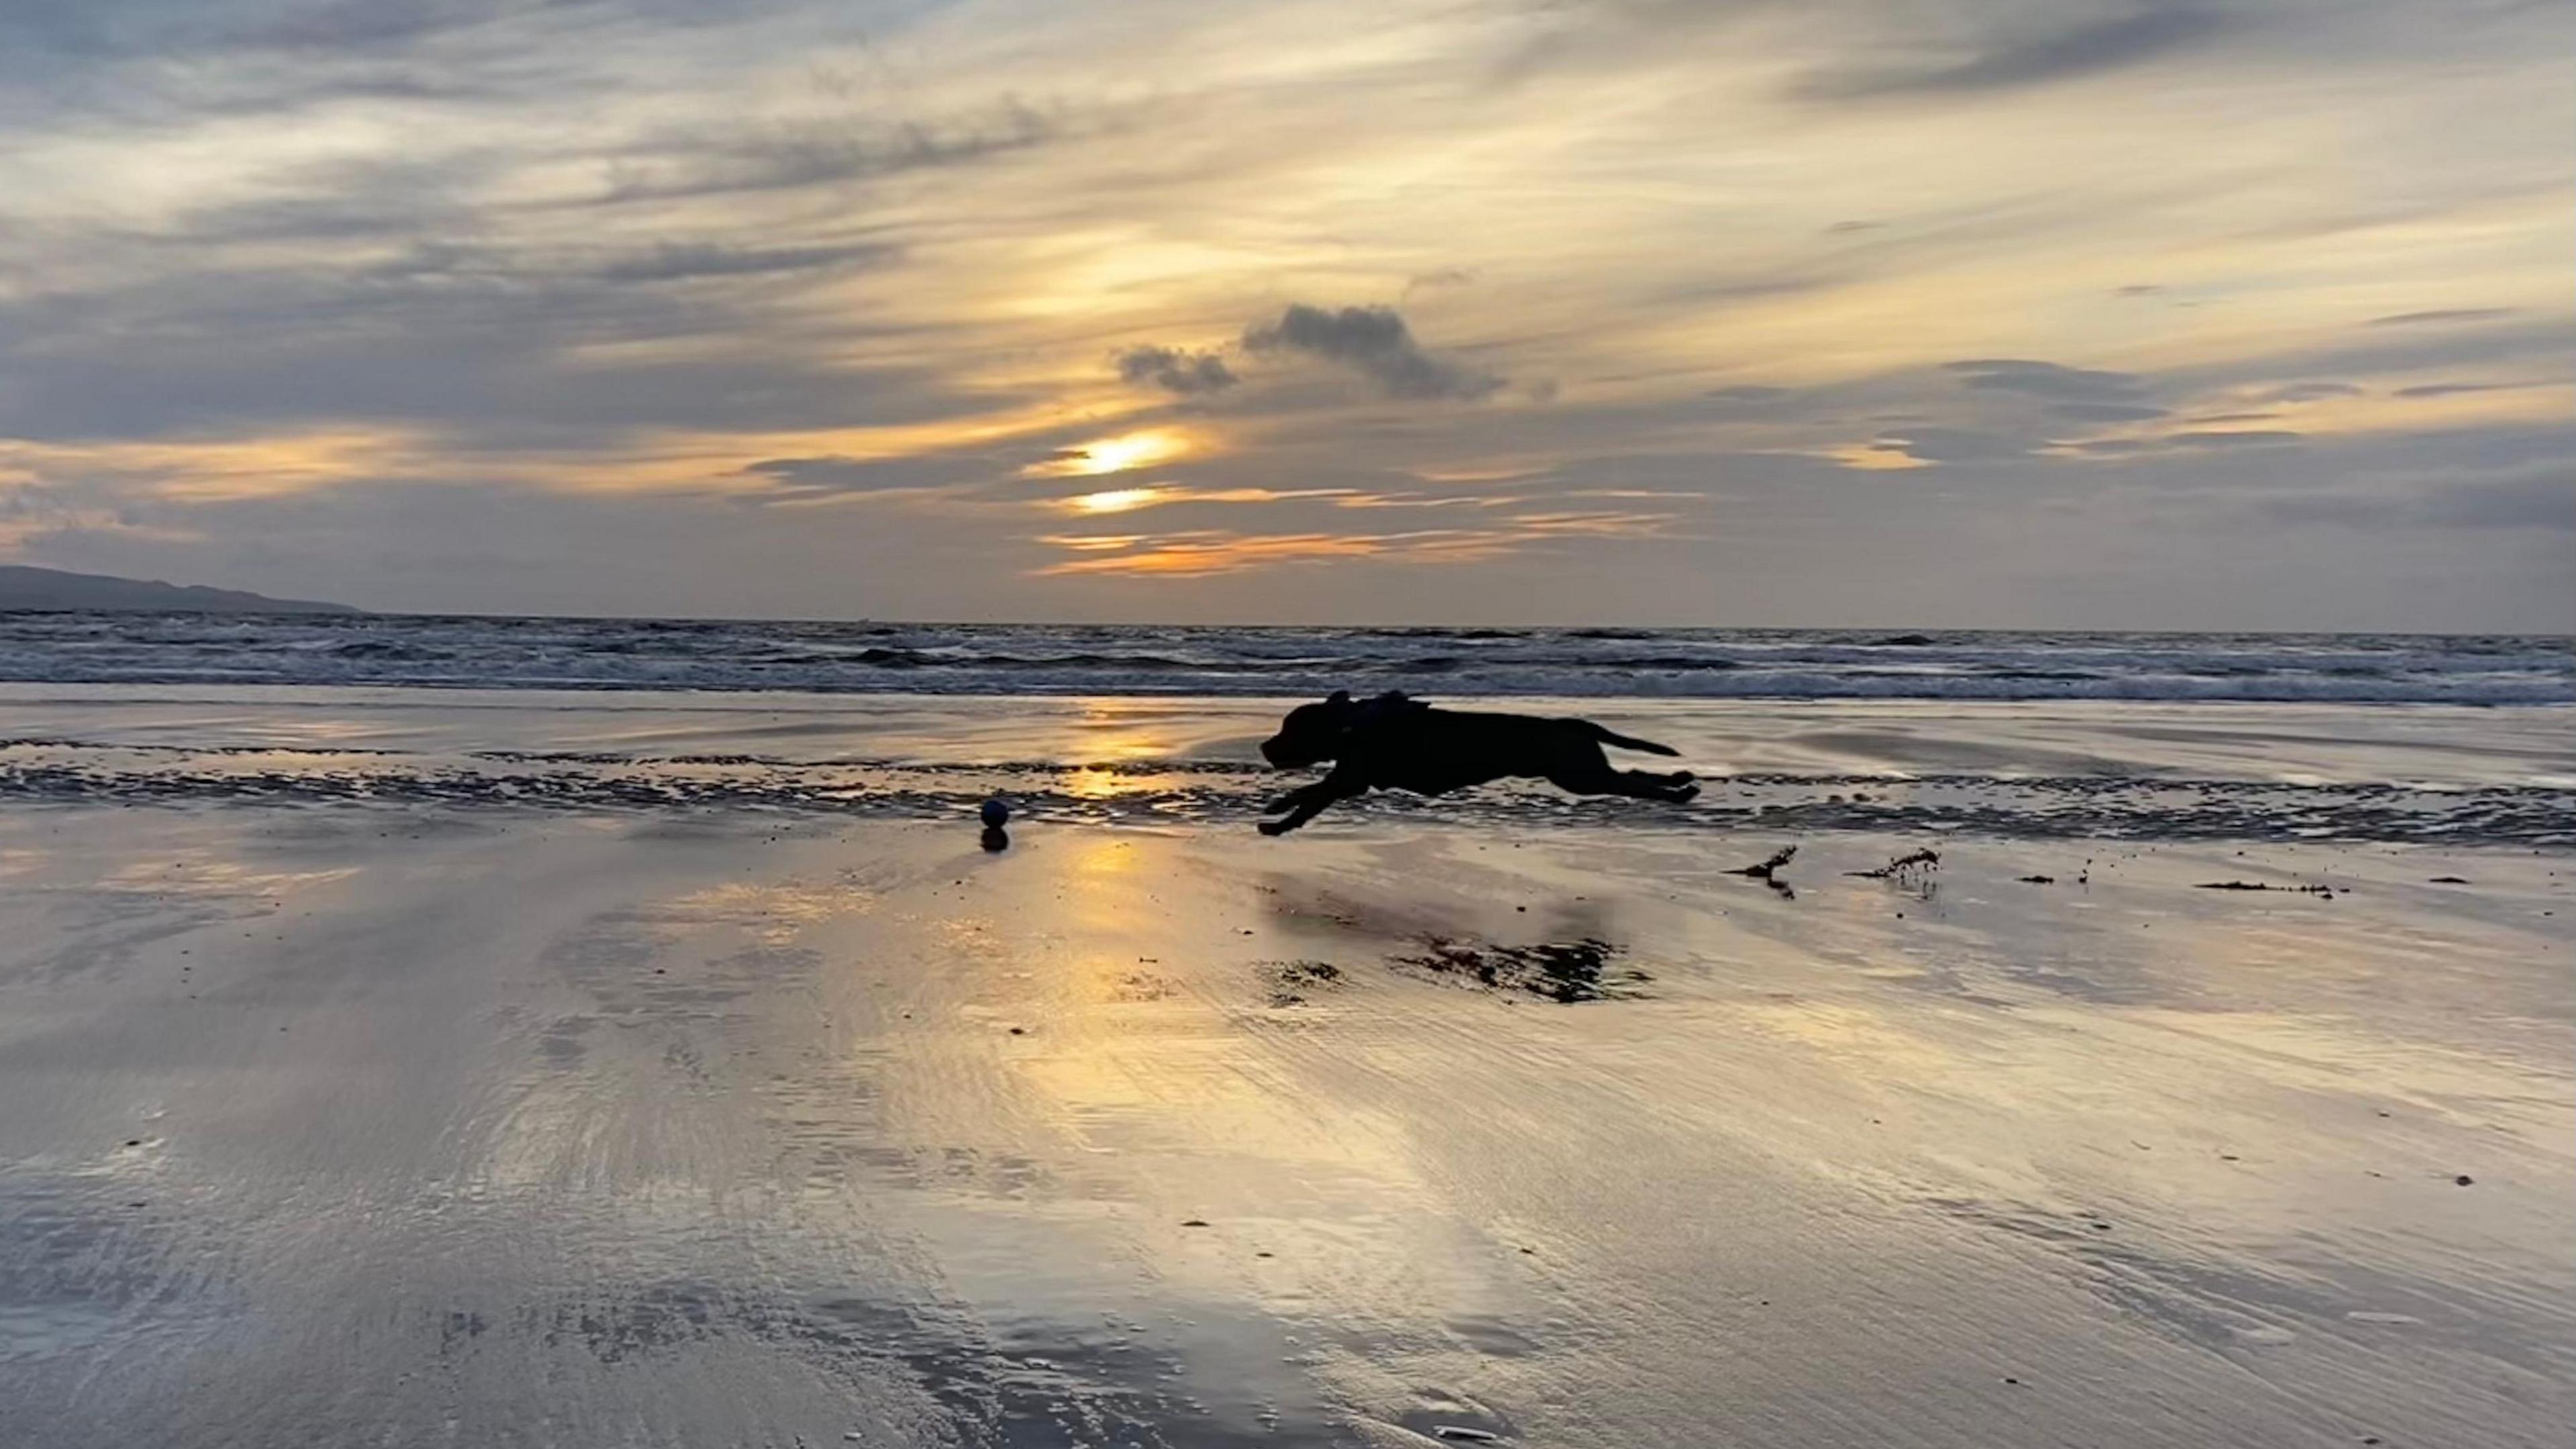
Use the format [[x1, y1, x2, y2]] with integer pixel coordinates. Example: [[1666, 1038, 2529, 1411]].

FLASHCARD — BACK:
[[1587, 722, 1680, 756]]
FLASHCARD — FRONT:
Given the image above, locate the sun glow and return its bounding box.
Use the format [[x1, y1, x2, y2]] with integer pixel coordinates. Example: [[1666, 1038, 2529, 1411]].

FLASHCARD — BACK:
[[1028, 429, 1195, 478], [1068, 486, 1167, 515]]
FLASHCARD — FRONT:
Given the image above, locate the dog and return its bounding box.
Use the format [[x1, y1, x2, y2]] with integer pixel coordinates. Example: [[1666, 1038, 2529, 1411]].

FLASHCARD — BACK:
[[1255, 690, 1697, 835]]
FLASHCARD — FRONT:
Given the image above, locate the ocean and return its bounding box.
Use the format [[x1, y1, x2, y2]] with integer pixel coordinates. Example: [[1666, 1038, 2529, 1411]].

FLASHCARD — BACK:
[[1, 613, 2569, 704]]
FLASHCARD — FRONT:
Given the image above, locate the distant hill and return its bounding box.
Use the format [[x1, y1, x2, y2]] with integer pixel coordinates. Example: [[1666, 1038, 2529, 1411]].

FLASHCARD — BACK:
[[0, 565, 360, 615]]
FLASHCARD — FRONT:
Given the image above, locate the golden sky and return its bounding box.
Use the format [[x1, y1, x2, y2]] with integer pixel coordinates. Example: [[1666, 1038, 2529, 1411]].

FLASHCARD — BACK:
[[0, 0, 2567, 625]]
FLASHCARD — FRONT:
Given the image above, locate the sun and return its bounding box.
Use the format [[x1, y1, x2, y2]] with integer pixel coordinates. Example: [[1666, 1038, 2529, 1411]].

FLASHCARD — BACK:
[[1068, 486, 1167, 514], [1026, 428, 1195, 478]]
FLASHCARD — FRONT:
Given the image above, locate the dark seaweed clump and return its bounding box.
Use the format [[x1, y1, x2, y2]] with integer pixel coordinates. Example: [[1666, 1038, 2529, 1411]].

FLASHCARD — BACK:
[[1393, 937, 1645, 1004]]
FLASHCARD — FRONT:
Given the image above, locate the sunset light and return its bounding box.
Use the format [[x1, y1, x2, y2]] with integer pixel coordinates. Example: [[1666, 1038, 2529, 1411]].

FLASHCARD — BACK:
[[1067, 486, 1167, 515], [1027, 430, 1195, 480]]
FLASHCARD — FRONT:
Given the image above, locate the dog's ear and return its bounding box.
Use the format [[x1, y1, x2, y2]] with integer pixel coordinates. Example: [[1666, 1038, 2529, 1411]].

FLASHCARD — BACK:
[[1326, 690, 1350, 705]]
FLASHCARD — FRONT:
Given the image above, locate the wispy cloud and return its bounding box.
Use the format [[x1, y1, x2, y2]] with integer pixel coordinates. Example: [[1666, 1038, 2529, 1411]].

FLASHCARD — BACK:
[[1798, 7, 2226, 100]]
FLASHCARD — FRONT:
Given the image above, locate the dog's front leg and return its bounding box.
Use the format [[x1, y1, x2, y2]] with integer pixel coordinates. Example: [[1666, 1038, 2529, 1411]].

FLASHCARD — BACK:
[[1265, 783, 1322, 812], [1258, 771, 1362, 835]]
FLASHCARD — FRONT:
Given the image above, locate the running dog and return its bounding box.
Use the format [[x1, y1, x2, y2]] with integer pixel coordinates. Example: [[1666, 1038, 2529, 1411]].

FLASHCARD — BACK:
[[1255, 690, 1697, 835]]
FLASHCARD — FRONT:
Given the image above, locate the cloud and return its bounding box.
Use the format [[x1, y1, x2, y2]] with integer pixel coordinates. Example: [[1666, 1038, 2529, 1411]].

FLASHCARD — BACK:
[[1801, 7, 2226, 99], [2067, 429, 2304, 456], [2256, 469, 2576, 533], [735, 453, 1012, 502], [1402, 268, 1477, 297], [1031, 508, 1672, 577], [2115, 284, 2165, 296], [590, 241, 895, 284], [1868, 427, 2033, 465], [1241, 305, 1503, 402], [2049, 402, 2168, 422], [2392, 380, 2544, 399], [1113, 345, 1238, 396], [2259, 382, 2365, 402], [599, 107, 1067, 203], [1945, 358, 2148, 400], [2367, 308, 2518, 327]]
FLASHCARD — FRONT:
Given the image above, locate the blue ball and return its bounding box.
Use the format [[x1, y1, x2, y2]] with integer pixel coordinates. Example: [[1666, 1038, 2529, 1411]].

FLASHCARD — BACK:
[[980, 798, 1011, 828]]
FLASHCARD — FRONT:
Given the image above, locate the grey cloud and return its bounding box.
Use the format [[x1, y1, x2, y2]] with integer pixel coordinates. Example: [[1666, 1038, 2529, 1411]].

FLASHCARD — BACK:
[[0, 248, 995, 443], [1706, 384, 1790, 409], [2368, 308, 2518, 327], [2422, 470, 2576, 530], [2049, 401, 2168, 422], [2116, 284, 2165, 296], [604, 119, 1059, 203], [1114, 345, 1238, 396], [1872, 427, 2032, 464], [1403, 268, 1477, 295], [2392, 380, 2544, 398], [735, 451, 1012, 502], [1946, 358, 2148, 399], [1801, 7, 2225, 99], [2261, 381, 2363, 401], [590, 241, 894, 284], [2069, 429, 2303, 455], [2257, 469, 2576, 533], [1242, 304, 1503, 402]]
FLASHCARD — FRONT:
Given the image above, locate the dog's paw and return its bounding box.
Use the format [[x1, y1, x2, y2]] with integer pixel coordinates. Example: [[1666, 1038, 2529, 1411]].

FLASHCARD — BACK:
[[1257, 819, 1292, 837]]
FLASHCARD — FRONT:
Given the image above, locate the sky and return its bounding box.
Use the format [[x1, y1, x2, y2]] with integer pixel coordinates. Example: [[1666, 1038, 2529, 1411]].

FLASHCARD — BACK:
[[0, 0, 2569, 629]]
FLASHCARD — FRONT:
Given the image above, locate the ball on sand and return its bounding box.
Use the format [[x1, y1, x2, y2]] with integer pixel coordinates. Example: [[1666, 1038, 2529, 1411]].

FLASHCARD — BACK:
[[980, 798, 1011, 828]]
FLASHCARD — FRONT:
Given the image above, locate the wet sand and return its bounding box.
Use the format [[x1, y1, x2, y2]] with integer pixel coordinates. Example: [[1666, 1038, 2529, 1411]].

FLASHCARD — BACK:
[[1, 804, 2567, 1447]]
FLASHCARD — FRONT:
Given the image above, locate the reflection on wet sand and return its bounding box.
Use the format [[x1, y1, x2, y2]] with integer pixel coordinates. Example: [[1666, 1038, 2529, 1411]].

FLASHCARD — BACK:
[[0, 808, 2567, 1448]]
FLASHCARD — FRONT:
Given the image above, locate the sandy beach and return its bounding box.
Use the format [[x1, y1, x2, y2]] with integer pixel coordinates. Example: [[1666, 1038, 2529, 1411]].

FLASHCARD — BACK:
[[1, 688, 2568, 1447]]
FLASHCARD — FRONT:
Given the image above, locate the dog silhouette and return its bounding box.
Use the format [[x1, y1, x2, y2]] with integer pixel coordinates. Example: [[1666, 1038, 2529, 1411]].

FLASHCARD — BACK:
[[1255, 690, 1697, 835]]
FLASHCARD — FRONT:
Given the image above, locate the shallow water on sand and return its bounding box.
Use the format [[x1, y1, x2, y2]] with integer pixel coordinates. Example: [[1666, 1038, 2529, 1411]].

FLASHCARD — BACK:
[[0, 790, 2568, 1447], [2, 687, 2571, 1445], [5, 686, 2571, 845]]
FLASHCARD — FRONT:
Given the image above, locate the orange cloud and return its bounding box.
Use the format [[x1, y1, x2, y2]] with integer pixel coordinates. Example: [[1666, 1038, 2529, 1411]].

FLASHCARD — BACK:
[[1034, 511, 1670, 577]]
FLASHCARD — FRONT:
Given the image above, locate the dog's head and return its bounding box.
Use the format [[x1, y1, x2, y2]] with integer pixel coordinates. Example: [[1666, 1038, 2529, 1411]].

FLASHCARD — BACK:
[[1260, 690, 1358, 767], [1261, 690, 1419, 767]]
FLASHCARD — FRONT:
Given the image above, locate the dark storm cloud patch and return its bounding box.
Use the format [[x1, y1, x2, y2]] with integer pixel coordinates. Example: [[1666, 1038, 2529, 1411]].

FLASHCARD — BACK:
[[1799, 6, 2226, 99], [1242, 305, 1503, 402], [2368, 308, 2519, 327], [1945, 358, 2149, 400], [1114, 345, 1238, 396]]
